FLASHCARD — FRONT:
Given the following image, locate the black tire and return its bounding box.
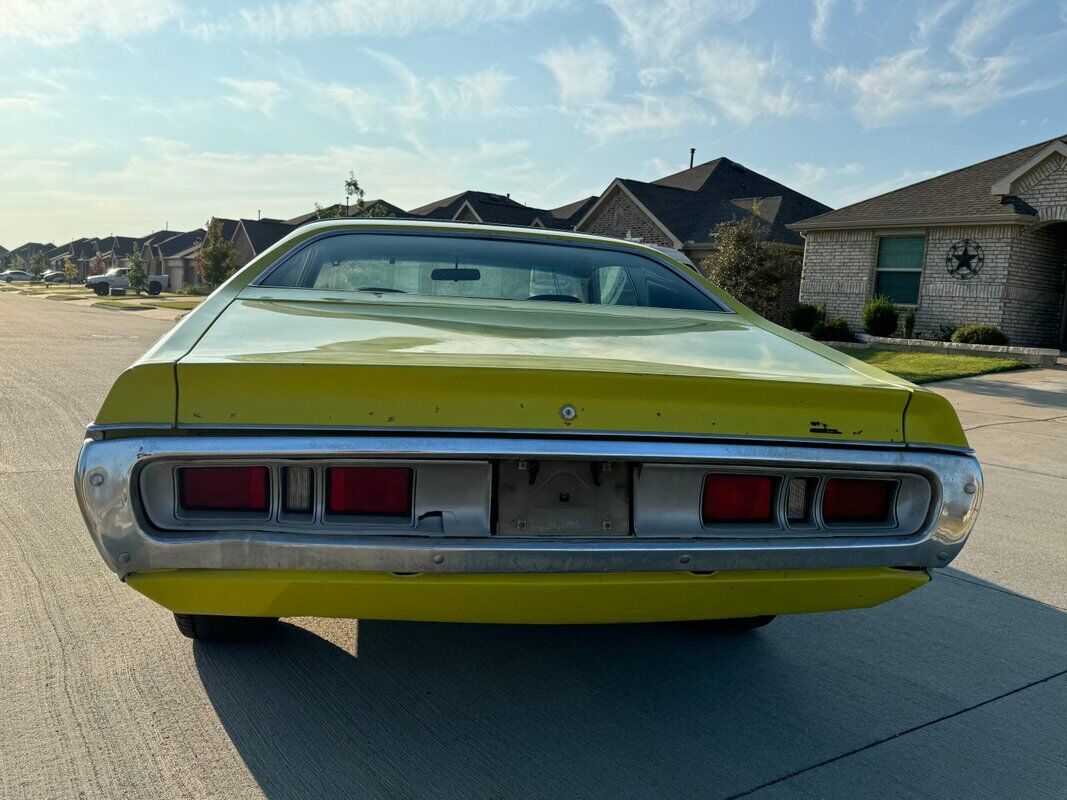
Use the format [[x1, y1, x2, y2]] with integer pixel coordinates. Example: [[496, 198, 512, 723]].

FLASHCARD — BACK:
[[147, 281, 162, 296], [173, 613, 280, 642], [93, 283, 109, 296], [683, 615, 776, 634]]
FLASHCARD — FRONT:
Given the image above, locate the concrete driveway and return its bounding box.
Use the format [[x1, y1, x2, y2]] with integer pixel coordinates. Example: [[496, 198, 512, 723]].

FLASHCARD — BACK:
[[0, 293, 1064, 800]]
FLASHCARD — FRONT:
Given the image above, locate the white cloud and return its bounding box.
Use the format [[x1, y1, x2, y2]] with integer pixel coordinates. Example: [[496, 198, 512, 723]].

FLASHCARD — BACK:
[[637, 67, 675, 87], [0, 92, 53, 115], [570, 94, 713, 142], [217, 79, 289, 116], [191, 0, 563, 40], [810, 0, 839, 46], [537, 39, 615, 106], [784, 161, 863, 191], [601, 0, 759, 60], [693, 41, 804, 123], [429, 68, 517, 118], [830, 0, 1058, 128], [0, 0, 178, 45]]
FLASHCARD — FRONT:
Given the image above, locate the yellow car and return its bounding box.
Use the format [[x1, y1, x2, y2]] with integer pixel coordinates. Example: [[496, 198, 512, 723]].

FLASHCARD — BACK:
[[75, 220, 982, 641]]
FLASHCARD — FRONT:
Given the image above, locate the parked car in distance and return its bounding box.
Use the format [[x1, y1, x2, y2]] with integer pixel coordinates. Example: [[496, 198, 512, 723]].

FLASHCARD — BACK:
[[41, 270, 67, 283], [76, 219, 983, 643], [85, 267, 170, 296], [1, 269, 33, 283]]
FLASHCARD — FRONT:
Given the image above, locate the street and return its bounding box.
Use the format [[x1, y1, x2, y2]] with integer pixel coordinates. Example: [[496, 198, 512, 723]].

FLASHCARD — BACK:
[[1, 292, 1064, 799]]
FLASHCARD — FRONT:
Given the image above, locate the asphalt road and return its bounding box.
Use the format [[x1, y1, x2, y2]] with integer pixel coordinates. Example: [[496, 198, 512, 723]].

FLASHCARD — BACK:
[[1, 292, 1064, 800]]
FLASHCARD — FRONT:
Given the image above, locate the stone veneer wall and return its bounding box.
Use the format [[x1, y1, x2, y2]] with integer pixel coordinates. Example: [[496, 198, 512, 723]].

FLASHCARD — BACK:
[[578, 187, 675, 248]]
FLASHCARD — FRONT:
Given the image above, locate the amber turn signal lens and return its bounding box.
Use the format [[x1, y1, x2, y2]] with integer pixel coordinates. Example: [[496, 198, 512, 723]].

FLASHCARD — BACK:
[[326, 467, 413, 516], [179, 466, 269, 512], [822, 478, 894, 523], [702, 474, 775, 524]]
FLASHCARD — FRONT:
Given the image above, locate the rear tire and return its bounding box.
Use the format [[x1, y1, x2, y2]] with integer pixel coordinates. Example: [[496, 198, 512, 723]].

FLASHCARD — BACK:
[[174, 613, 280, 642], [147, 281, 162, 296], [93, 283, 108, 296], [683, 615, 775, 634]]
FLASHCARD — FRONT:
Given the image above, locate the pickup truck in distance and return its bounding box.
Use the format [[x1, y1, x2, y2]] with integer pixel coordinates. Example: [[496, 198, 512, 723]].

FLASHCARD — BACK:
[[85, 267, 170, 296]]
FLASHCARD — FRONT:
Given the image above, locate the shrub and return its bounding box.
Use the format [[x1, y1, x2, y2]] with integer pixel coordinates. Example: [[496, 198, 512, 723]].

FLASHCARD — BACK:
[[933, 323, 958, 342], [811, 316, 854, 342], [790, 302, 824, 332], [951, 325, 1009, 346], [700, 216, 798, 319], [861, 295, 899, 337], [903, 310, 916, 339], [179, 283, 214, 296]]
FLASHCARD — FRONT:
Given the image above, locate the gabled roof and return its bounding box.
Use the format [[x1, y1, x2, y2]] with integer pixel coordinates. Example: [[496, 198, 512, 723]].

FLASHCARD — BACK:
[[156, 228, 205, 257], [96, 235, 138, 258], [792, 134, 1067, 230], [535, 196, 600, 230], [236, 218, 297, 255], [209, 218, 240, 241], [285, 199, 407, 226], [408, 190, 549, 227]]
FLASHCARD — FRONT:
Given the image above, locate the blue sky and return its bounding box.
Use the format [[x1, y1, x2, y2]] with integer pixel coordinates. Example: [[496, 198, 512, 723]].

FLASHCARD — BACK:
[[1, 0, 1066, 247]]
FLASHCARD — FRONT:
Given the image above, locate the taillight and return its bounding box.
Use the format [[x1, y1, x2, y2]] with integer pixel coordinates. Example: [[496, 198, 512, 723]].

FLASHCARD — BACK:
[[327, 467, 413, 516], [179, 466, 269, 512], [822, 478, 894, 523], [702, 474, 775, 524]]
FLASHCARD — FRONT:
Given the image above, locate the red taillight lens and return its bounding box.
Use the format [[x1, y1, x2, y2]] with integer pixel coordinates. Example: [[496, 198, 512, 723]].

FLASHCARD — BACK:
[[179, 466, 269, 512], [327, 467, 413, 516], [702, 474, 775, 523], [822, 478, 894, 523]]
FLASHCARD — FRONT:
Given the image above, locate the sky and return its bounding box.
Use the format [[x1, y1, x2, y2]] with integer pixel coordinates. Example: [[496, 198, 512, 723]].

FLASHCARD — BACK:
[[1, 0, 1066, 247]]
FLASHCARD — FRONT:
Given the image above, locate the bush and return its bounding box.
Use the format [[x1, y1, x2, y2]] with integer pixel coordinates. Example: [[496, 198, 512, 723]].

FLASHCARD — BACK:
[[903, 310, 916, 339], [811, 316, 854, 342], [951, 325, 1009, 346], [933, 323, 958, 342], [861, 295, 899, 337], [700, 216, 798, 319], [790, 302, 824, 332], [179, 283, 214, 296]]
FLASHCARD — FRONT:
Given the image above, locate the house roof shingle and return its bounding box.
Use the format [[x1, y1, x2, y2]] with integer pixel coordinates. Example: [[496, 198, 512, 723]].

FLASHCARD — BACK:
[[792, 134, 1067, 229], [237, 219, 297, 255], [597, 157, 831, 247], [156, 229, 205, 257]]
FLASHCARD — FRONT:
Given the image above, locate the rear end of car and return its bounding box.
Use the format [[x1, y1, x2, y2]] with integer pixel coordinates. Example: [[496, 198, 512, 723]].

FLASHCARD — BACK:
[[75, 221, 983, 636]]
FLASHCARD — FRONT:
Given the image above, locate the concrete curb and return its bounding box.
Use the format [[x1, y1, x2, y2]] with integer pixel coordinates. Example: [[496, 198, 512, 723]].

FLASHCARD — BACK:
[[817, 333, 1058, 367]]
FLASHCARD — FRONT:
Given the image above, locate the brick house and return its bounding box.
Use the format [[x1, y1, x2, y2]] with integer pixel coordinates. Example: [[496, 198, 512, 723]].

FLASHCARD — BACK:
[[573, 158, 831, 323], [150, 228, 205, 291], [792, 135, 1067, 348]]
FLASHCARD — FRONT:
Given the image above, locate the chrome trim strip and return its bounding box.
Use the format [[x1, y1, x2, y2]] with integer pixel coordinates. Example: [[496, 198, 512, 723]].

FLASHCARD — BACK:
[[85, 423, 975, 456], [76, 434, 983, 577]]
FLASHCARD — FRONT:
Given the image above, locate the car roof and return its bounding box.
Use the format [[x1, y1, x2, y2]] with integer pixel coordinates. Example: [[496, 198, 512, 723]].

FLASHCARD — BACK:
[[278, 218, 692, 268]]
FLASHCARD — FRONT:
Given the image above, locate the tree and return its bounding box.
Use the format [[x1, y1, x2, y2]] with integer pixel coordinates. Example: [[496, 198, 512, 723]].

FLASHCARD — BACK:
[[699, 215, 798, 320], [344, 170, 364, 214], [89, 254, 106, 276], [126, 246, 148, 294], [29, 250, 47, 279], [195, 218, 237, 288], [364, 201, 394, 218], [63, 256, 77, 285]]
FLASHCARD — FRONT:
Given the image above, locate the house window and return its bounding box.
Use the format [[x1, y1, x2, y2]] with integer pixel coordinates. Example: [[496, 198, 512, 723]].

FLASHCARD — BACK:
[[874, 235, 925, 305]]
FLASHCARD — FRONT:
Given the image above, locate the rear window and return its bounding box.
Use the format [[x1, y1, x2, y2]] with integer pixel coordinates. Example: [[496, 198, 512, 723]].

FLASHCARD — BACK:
[[258, 233, 725, 312]]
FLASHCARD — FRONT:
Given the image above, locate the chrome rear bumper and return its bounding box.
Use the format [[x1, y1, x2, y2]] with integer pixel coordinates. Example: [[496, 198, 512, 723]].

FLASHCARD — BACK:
[[75, 434, 982, 577]]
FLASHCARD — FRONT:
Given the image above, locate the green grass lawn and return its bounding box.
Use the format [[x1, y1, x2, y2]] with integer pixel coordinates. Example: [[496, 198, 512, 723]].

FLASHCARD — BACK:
[[845, 347, 1029, 384]]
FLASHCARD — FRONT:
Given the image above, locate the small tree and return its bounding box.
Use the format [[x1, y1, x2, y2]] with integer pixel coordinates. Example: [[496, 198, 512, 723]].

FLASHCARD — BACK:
[[89, 254, 106, 276], [700, 216, 797, 319], [63, 256, 77, 285], [364, 201, 394, 218], [344, 171, 365, 214], [30, 250, 47, 279], [195, 218, 236, 288], [126, 246, 148, 294]]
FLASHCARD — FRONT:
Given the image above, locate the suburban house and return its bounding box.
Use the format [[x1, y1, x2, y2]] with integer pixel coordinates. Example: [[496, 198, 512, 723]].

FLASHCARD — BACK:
[[150, 229, 205, 291], [792, 135, 1067, 348], [409, 191, 597, 230], [94, 236, 138, 271], [6, 242, 55, 270], [231, 218, 298, 267]]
